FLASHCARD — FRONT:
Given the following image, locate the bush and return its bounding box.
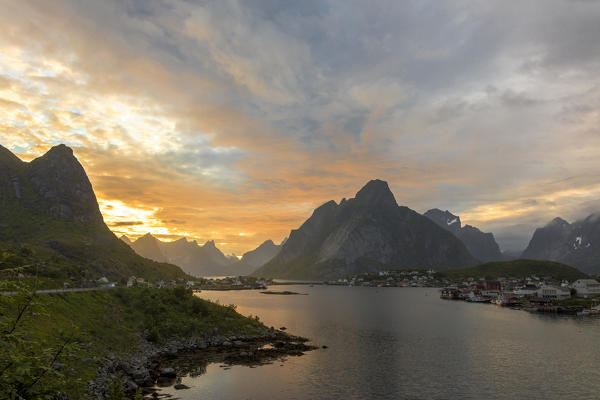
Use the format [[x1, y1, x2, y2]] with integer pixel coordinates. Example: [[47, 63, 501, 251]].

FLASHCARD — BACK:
[[147, 326, 161, 343], [105, 378, 126, 400], [0, 283, 78, 399]]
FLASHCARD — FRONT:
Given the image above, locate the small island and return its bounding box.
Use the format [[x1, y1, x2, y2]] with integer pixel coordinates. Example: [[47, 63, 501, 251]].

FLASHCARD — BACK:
[[260, 290, 307, 295]]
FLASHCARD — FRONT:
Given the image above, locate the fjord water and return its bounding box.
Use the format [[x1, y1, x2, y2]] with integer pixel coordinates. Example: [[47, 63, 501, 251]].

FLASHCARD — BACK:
[[164, 286, 600, 399]]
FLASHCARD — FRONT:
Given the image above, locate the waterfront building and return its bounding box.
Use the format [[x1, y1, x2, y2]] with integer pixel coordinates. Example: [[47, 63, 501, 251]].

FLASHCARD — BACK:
[[529, 297, 553, 307], [514, 284, 539, 296], [571, 279, 600, 298], [482, 280, 502, 291], [537, 285, 571, 300]]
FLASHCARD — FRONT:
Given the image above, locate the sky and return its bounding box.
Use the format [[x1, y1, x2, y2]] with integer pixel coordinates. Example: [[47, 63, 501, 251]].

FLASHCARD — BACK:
[[1, 0, 600, 254]]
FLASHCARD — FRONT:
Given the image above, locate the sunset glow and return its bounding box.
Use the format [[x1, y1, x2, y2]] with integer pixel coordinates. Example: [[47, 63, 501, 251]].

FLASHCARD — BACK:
[[2, 1, 600, 254]]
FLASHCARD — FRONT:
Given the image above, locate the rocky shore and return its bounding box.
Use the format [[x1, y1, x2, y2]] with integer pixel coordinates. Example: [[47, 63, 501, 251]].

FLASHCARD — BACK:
[[88, 328, 318, 399]]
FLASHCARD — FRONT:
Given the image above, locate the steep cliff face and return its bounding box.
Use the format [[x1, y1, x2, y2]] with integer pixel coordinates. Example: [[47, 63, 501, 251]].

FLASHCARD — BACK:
[[27, 144, 104, 224], [0, 145, 25, 204], [522, 215, 600, 274], [253, 180, 477, 279], [240, 240, 281, 269], [424, 209, 503, 262], [0, 144, 105, 227], [0, 144, 188, 281]]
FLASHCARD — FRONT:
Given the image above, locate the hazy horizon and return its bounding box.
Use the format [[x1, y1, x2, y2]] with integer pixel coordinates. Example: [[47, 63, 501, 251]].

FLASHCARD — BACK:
[[3, 0, 600, 254]]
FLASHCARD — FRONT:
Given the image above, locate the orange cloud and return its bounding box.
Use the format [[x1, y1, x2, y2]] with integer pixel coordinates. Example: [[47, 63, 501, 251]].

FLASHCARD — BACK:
[[3, 0, 600, 254]]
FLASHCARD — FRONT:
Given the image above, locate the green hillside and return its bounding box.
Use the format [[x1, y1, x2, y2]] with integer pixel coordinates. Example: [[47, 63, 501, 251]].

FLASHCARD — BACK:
[[437, 259, 588, 281], [0, 144, 190, 284], [0, 286, 265, 398]]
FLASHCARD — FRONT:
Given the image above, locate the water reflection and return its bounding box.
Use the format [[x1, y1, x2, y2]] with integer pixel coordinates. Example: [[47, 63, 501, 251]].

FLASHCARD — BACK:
[[155, 286, 600, 400]]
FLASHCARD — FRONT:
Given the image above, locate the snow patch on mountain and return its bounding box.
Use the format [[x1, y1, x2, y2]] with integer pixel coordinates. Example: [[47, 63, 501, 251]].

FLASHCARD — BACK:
[[573, 236, 591, 250]]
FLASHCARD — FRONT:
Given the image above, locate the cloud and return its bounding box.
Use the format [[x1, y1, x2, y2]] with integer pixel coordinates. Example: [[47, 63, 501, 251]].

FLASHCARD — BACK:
[[108, 221, 145, 227], [2, 0, 600, 253]]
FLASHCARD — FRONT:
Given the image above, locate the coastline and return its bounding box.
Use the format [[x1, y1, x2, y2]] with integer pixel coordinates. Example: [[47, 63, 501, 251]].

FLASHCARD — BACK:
[[89, 328, 318, 398]]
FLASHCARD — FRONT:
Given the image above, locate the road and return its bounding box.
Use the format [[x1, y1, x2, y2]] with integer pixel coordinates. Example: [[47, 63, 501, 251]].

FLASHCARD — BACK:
[[0, 286, 117, 296]]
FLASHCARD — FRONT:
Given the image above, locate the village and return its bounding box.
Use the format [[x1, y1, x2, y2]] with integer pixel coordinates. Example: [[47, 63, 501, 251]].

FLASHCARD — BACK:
[[63, 275, 272, 291], [439, 277, 600, 315], [68, 269, 600, 317], [322, 269, 600, 316], [326, 269, 441, 287]]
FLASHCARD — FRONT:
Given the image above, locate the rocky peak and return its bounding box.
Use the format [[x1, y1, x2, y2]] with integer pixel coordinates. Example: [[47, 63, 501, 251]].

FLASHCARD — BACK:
[[547, 217, 570, 228], [44, 144, 74, 158], [583, 214, 600, 224], [424, 209, 462, 234], [204, 240, 216, 248], [0, 145, 25, 202], [0, 145, 23, 168], [240, 239, 282, 269], [27, 144, 104, 224], [120, 235, 132, 245], [354, 179, 398, 208], [137, 233, 158, 243], [424, 208, 502, 262]]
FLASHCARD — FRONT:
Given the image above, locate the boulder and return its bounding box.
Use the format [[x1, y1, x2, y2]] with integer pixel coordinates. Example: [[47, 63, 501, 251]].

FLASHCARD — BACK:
[[159, 367, 176, 378]]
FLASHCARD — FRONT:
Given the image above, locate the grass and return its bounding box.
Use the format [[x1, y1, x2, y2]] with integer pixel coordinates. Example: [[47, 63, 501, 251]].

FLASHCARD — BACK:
[[556, 297, 599, 308], [0, 238, 191, 288], [0, 196, 191, 285], [437, 259, 588, 281], [0, 286, 265, 398]]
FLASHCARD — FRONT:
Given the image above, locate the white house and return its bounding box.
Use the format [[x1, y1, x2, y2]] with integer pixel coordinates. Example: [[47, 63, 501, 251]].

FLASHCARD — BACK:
[[513, 284, 539, 296], [571, 279, 600, 298], [537, 285, 571, 300], [127, 276, 136, 287]]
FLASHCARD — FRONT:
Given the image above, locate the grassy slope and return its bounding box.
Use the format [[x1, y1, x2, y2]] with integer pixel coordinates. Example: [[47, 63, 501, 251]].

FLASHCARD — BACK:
[[0, 199, 191, 283], [0, 239, 189, 288], [0, 287, 265, 398], [437, 259, 588, 281], [0, 151, 190, 283]]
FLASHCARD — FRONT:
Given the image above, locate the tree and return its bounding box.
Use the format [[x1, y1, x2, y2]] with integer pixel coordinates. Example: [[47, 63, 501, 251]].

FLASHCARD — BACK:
[[0, 271, 77, 399]]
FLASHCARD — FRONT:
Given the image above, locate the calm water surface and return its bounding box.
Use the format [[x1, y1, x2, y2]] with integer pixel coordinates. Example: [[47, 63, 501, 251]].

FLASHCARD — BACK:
[[161, 286, 600, 399]]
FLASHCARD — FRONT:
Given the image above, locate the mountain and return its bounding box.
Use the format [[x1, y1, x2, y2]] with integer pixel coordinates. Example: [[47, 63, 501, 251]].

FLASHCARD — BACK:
[[252, 179, 478, 279], [122, 234, 255, 277], [424, 209, 503, 262], [240, 240, 281, 268], [120, 235, 132, 245], [438, 259, 588, 282], [161, 238, 235, 277], [236, 239, 281, 275], [521, 215, 600, 274], [0, 144, 188, 282], [129, 233, 167, 262]]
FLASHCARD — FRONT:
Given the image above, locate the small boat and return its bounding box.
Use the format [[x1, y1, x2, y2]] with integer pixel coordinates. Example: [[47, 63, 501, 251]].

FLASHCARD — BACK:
[[467, 296, 491, 303], [466, 291, 491, 303], [494, 295, 522, 307], [440, 288, 460, 300]]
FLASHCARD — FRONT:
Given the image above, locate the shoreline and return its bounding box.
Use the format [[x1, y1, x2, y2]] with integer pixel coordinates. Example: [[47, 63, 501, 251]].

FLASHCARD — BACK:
[[89, 328, 318, 398]]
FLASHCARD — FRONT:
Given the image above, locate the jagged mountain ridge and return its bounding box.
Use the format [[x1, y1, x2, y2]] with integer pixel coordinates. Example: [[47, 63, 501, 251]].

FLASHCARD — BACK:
[[424, 209, 503, 262], [521, 215, 600, 274], [240, 239, 281, 269], [0, 144, 189, 281], [253, 180, 478, 279], [121, 234, 278, 276]]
